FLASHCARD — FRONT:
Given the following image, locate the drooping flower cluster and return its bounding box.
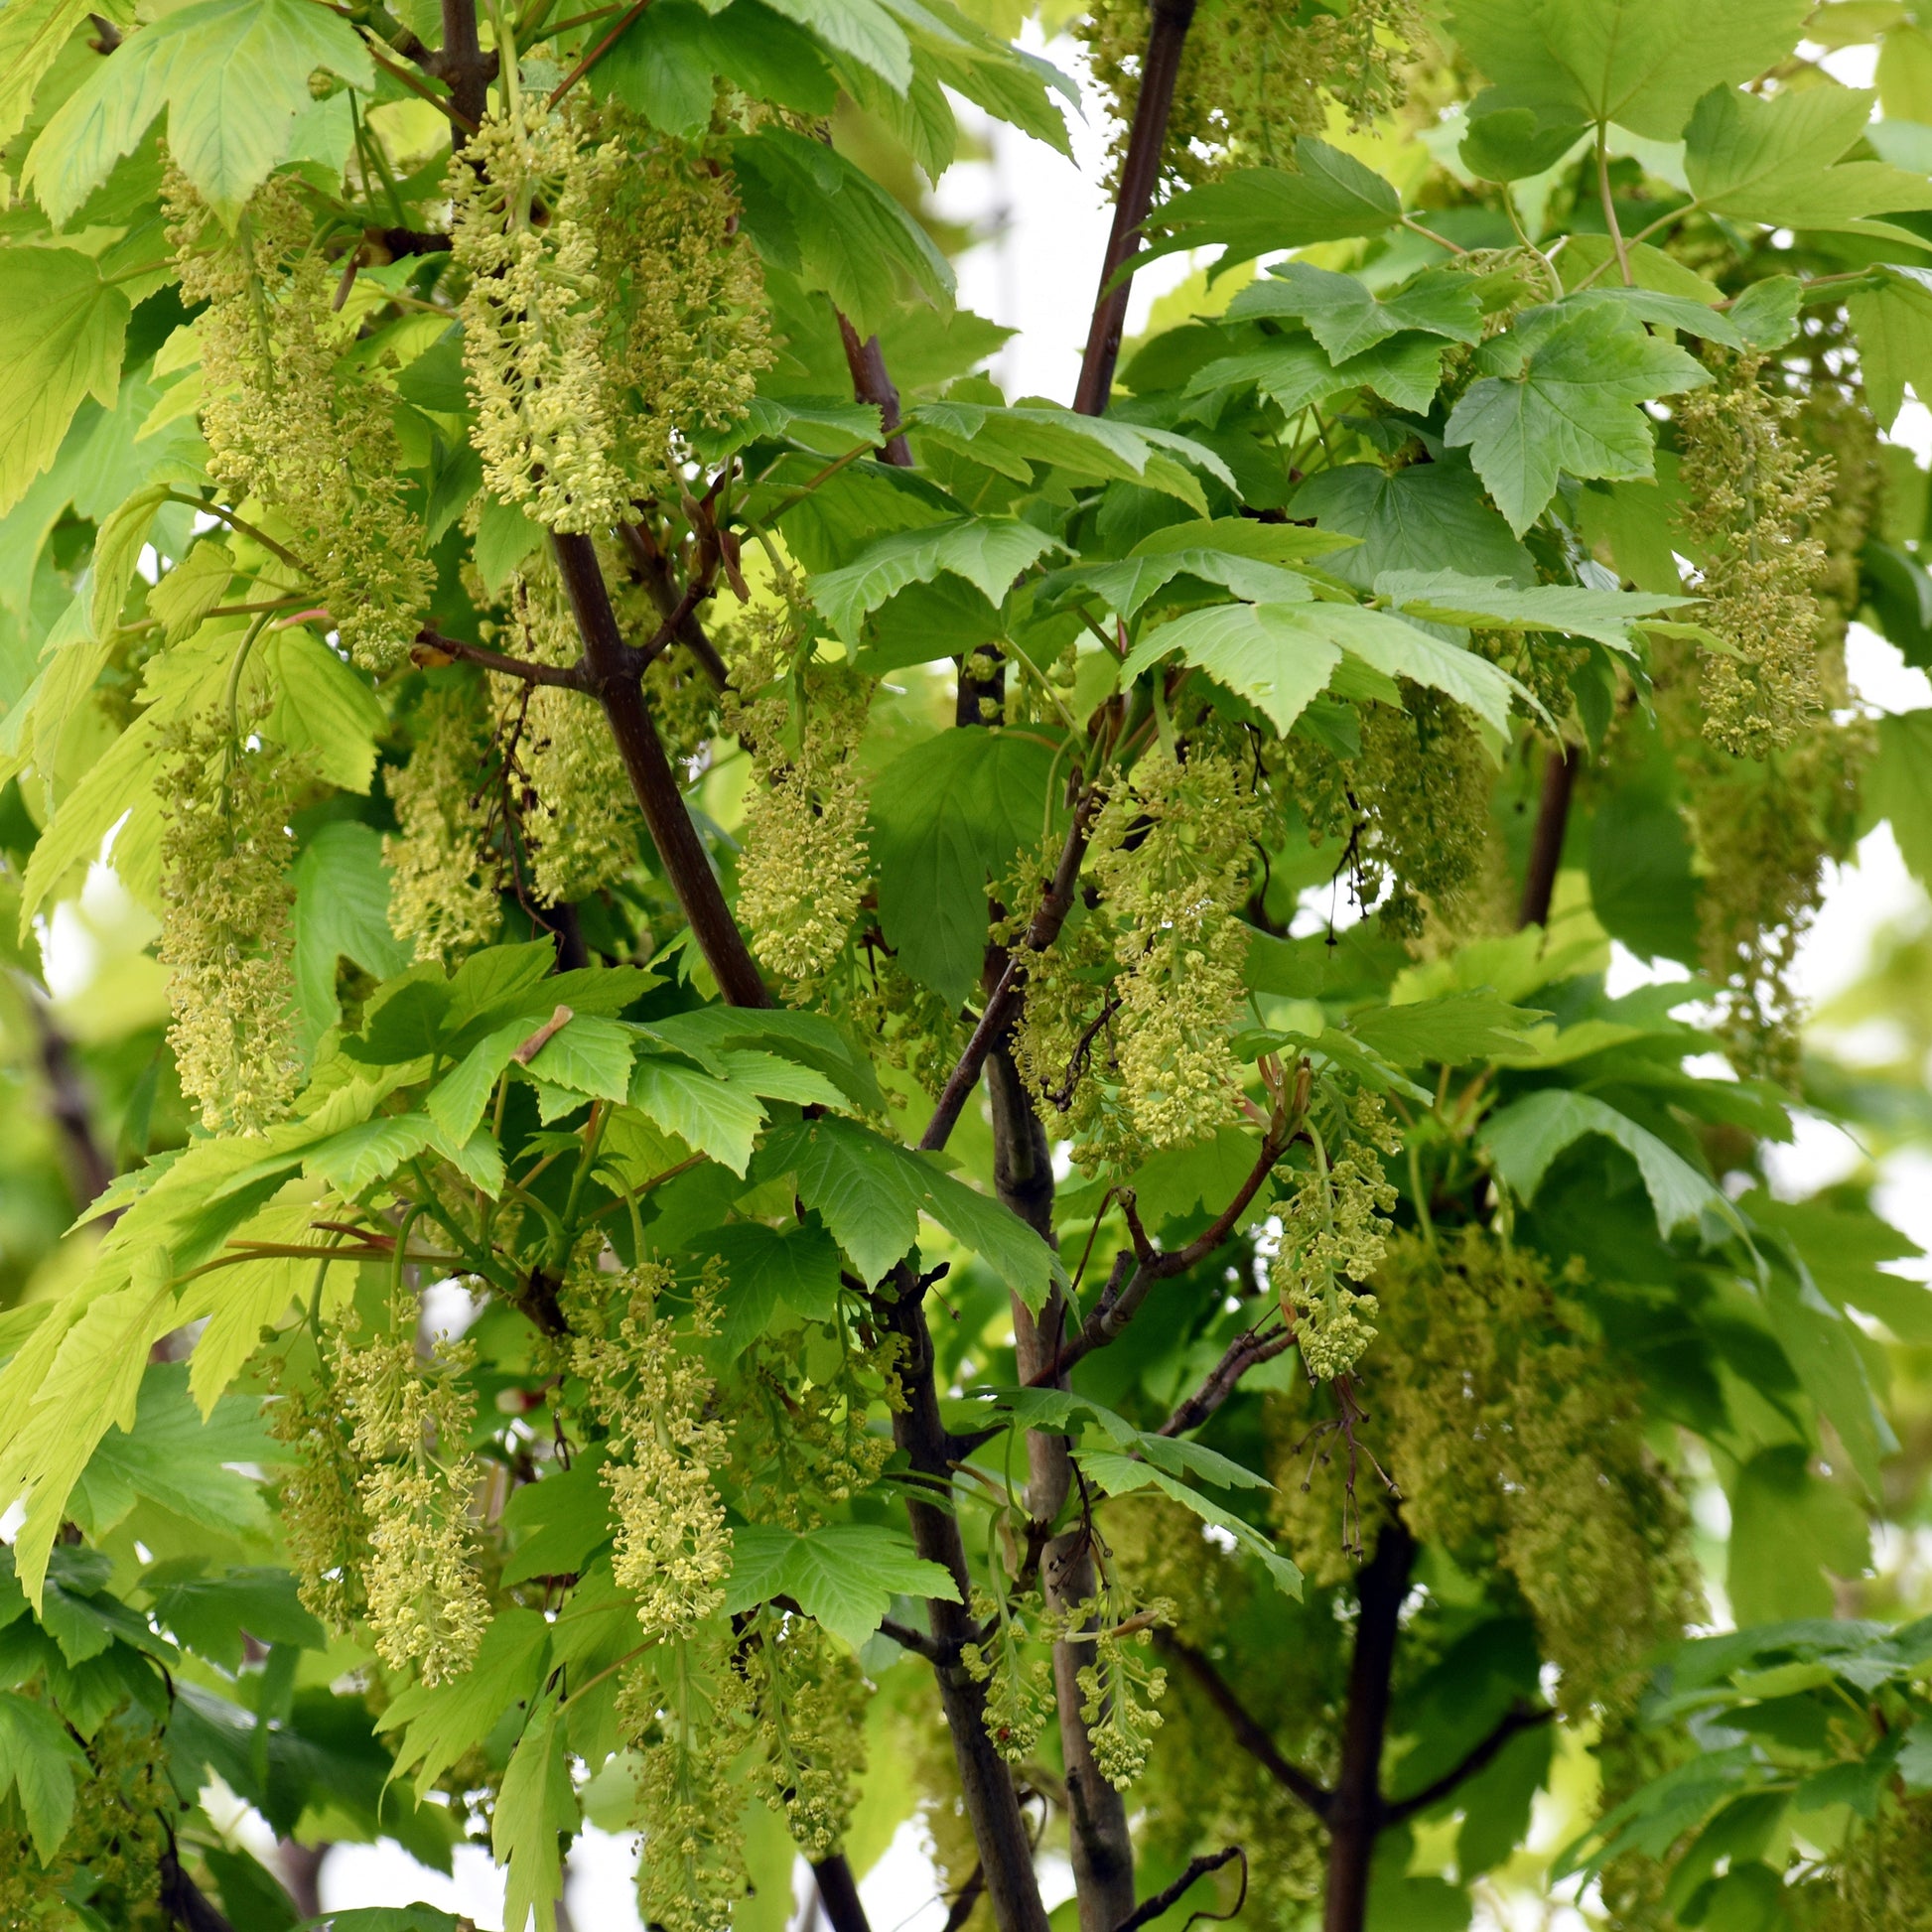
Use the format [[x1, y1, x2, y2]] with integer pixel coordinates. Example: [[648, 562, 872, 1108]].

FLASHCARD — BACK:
[[572, 1261, 732, 1641], [334, 1311, 491, 1685], [1074, 1594, 1172, 1791], [621, 1631, 750, 1932], [384, 679, 504, 963], [165, 170, 426, 666], [1079, 0, 1421, 189], [577, 118, 774, 495], [1074, 740, 1268, 1151], [730, 1332, 897, 1529], [1271, 1087, 1401, 1380], [732, 656, 873, 989], [1274, 1229, 1701, 1708], [157, 707, 303, 1134], [1677, 350, 1835, 758], [507, 563, 637, 903], [743, 1610, 869, 1857], [452, 103, 630, 531], [961, 1586, 1057, 1764]]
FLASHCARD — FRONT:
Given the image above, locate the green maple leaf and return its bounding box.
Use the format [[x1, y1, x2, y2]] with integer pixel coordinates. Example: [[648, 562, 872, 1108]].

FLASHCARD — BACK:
[[1444, 302, 1709, 534]]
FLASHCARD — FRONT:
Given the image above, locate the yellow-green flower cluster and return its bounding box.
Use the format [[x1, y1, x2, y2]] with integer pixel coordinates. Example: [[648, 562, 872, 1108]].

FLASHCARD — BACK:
[[508, 563, 636, 903], [336, 1315, 491, 1686], [165, 171, 426, 667], [733, 665, 873, 989], [1273, 1229, 1700, 1708], [1271, 1089, 1400, 1380], [621, 1631, 750, 1932], [157, 708, 302, 1135], [745, 1611, 869, 1857], [731, 1333, 897, 1528], [1081, 742, 1269, 1151], [385, 680, 503, 964], [452, 104, 629, 531], [573, 1262, 732, 1640], [961, 1587, 1056, 1763], [268, 1352, 374, 1631], [1678, 351, 1834, 758], [1073, 1592, 1172, 1791], [1079, 0, 1420, 190], [577, 118, 773, 496]]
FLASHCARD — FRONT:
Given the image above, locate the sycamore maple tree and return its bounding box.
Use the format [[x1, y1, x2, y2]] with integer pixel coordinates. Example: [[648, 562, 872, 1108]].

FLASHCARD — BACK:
[[10, 0, 1932, 1927]]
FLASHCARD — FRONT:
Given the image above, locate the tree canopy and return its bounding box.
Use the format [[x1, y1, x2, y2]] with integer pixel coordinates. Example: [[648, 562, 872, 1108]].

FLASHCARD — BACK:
[[3, 0, 1932, 1928]]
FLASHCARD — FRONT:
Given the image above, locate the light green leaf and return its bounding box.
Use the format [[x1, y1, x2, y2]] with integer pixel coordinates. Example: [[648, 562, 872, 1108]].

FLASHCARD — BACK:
[[382, 1610, 551, 1803], [1478, 1087, 1727, 1235], [0, 1691, 88, 1861], [868, 726, 1059, 1007], [301, 1113, 438, 1194], [147, 1566, 324, 1673], [0, 0, 93, 149], [1448, 0, 1811, 141], [1685, 82, 1932, 228], [89, 483, 172, 640], [263, 630, 386, 792], [1372, 569, 1693, 649], [493, 1687, 577, 1932], [1350, 993, 1547, 1066], [1140, 140, 1401, 273], [291, 823, 412, 1051], [25, 0, 376, 224], [1188, 332, 1451, 417], [725, 1522, 960, 1648], [1445, 301, 1710, 534], [628, 1053, 767, 1175], [1229, 263, 1483, 360], [810, 516, 1062, 642], [1864, 709, 1932, 887], [1122, 601, 1342, 733], [1073, 1449, 1301, 1598], [0, 249, 129, 518], [525, 1016, 637, 1106], [147, 538, 234, 644], [910, 400, 1233, 504], [425, 1023, 527, 1148]]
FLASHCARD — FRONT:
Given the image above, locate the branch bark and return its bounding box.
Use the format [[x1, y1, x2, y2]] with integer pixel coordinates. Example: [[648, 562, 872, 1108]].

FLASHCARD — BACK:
[[1157, 1633, 1331, 1823], [1112, 1847, 1244, 1932], [1517, 742, 1579, 930], [812, 1853, 875, 1932], [876, 1266, 1052, 1932], [838, 311, 914, 467], [159, 1848, 237, 1932], [14, 975, 113, 1209], [619, 522, 730, 689], [1156, 1326, 1293, 1440], [550, 532, 771, 1009], [1384, 1705, 1553, 1826], [1322, 1521, 1415, 1932], [1071, 0, 1199, 416], [437, 0, 494, 136], [413, 625, 592, 690]]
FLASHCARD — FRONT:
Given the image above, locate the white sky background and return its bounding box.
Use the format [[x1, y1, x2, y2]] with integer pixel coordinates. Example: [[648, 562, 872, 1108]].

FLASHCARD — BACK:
[[299, 30, 1932, 1929]]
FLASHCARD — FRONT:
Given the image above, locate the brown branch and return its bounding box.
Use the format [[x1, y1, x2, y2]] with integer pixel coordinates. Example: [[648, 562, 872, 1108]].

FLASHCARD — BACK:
[[1157, 1633, 1331, 1824], [812, 1854, 874, 1932], [838, 311, 913, 467], [1323, 1521, 1415, 1932], [438, 0, 494, 136], [1384, 1705, 1554, 1826], [1517, 742, 1579, 930], [880, 1613, 953, 1665], [370, 225, 454, 257], [1071, 0, 1199, 416], [550, 532, 771, 1009], [1112, 1847, 1245, 1932], [619, 522, 731, 689], [1041, 1115, 1291, 1382], [876, 1264, 1051, 1932], [1156, 1326, 1294, 1440], [413, 626, 593, 691], [919, 781, 1107, 1156], [159, 1847, 237, 1932], [940, 1864, 987, 1932]]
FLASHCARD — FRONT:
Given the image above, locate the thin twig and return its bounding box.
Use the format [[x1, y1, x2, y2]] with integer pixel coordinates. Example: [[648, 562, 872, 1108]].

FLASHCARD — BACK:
[[548, 0, 652, 105], [1157, 1634, 1331, 1823], [1112, 1848, 1246, 1932]]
